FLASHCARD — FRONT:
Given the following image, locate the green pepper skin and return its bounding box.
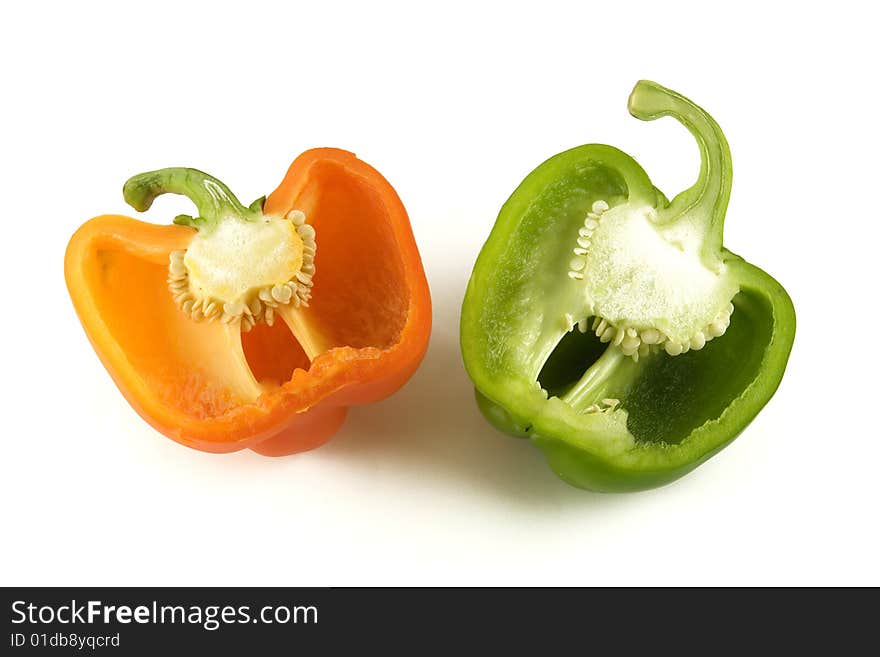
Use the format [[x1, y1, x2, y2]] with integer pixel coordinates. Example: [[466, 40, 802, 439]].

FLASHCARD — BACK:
[[460, 82, 795, 492]]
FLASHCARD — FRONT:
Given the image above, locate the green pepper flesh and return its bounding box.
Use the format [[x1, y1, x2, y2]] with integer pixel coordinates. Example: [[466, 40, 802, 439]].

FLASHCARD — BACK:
[[460, 81, 795, 492]]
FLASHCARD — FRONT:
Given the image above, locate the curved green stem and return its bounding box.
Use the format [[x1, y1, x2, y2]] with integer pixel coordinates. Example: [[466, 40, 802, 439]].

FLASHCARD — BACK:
[[628, 80, 731, 262], [123, 168, 258, 230]]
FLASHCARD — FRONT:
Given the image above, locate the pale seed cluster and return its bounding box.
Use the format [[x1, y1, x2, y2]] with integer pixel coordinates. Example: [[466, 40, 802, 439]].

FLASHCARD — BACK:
[[567, 199, 609, 280], [583, 398, 620, 415], [166, 210, 316, 332], [576, 302, 734, 362], [565, 197, 734, 361]]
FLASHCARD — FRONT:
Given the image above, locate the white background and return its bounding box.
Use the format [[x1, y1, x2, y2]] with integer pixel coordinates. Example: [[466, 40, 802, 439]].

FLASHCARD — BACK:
[[1, 1, 877, 586]]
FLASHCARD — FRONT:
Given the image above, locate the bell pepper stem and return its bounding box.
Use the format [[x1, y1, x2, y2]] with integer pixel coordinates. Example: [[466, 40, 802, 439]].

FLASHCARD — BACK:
[[628, 80, 731, 262], [123, 168, 258, 230]]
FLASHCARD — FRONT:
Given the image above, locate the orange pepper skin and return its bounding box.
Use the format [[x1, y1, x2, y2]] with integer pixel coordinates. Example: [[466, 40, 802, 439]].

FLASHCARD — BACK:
[[65, 149, 431, 455]]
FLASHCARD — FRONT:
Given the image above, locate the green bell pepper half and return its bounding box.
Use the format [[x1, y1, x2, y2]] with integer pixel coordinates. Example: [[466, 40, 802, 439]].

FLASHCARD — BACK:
[[460, 80, 795, 492]]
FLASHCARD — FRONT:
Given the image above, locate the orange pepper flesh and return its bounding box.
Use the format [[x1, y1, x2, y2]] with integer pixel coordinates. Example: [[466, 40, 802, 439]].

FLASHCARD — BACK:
[[65, 148, 431, 455]]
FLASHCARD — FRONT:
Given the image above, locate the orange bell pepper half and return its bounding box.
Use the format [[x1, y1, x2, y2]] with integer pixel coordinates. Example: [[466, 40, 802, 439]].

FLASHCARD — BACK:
[[65, 148, 431, 455]]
